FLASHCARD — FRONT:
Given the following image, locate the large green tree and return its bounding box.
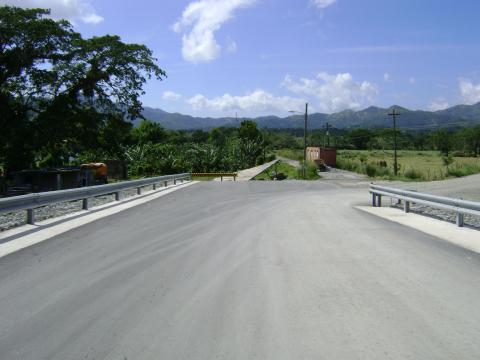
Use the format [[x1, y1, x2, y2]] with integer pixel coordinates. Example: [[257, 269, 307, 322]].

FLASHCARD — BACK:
[[0, 6, 165, 171]]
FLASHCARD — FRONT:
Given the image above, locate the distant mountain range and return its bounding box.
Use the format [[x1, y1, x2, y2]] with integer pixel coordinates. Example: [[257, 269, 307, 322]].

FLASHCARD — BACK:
[[140, 102, 480, 130]]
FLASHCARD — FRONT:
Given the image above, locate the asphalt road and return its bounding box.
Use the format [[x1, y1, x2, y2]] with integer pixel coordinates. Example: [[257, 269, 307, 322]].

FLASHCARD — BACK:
[[1, 181, 480, 359]]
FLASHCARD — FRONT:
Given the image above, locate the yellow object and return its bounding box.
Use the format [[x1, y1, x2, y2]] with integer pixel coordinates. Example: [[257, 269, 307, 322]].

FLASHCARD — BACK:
[[81, 163, 108, 178]]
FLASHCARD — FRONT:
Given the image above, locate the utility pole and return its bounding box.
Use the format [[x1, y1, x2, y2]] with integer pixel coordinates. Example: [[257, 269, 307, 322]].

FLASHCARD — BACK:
[[288, 104, 308, 179], [303, 103, 308, 179], [325, 122, 330, 148], [388, 108, 401, 176]]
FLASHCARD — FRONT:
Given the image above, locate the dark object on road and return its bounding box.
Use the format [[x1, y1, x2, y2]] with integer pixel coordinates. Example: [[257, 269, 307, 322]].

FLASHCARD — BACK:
[[271, 172, 287, 181]]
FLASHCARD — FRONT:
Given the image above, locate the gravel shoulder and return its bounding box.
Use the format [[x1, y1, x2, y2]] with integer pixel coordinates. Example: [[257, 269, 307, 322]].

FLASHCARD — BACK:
[[377, 173, 480, 229], [387, 173, 480, 201], [0, 187, 151, 232]]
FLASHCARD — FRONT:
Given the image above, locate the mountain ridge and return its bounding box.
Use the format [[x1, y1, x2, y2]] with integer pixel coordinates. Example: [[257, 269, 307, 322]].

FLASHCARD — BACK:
[[140, 102, 480, 130]]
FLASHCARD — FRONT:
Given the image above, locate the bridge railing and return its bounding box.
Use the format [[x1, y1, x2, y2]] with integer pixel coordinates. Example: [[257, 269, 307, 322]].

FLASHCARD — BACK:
[[0, 173, 191, 225], [192, 173, 237, 181], [369, 184, 480, 227]]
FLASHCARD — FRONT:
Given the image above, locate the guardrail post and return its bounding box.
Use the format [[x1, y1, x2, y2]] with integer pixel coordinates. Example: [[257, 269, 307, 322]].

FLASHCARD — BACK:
[[137, 187, 142, 195], [27, 209, 35, 225], [372, 193, 377, 207], [153, 183, 157, 190], [174, 179, 177, 185], [115, 192, 122, 201], [404, 201, 410, 213], [164, 180, 168, 187], [456, 213, 464, 227], [377, 195, 382, 207], [82, 198, 90, 210]]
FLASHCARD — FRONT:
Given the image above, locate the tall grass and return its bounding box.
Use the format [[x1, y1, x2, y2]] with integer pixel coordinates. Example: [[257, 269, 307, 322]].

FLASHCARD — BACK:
[[337, 150, 480, 181]]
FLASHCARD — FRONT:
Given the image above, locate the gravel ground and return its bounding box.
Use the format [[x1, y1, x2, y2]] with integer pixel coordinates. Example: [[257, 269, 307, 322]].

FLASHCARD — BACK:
[[388, 200, 480, 229], [0, 185, 155, 232], [381, 173, 480, 229]]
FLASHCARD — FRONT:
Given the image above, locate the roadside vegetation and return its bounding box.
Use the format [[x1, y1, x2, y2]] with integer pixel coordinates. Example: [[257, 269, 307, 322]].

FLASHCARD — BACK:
[[254, 161, 320, 181], [337, 150, 480, 181], [0, 6, 274, 182], [274, 125, 480, 181]]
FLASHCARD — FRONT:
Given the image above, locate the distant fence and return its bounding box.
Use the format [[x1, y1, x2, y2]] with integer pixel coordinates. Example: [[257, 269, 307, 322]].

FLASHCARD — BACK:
[[0, 173, 191, 225], [192, 173, 237, 181], [369, 184, 480, 227]]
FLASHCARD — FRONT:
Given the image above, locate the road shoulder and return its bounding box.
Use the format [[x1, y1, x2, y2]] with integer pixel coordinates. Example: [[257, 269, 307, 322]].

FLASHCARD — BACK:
[[356, 205, 480, 254], [0, 181, 198, 259]]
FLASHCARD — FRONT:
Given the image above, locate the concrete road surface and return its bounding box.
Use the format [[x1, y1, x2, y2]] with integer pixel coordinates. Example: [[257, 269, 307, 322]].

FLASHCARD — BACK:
[[1, 181, 480, 360]]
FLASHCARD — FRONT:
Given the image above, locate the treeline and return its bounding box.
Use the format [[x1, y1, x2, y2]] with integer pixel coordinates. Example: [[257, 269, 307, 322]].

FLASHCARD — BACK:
[[270, 127, 480, 156], [79, 120, 271, 177]]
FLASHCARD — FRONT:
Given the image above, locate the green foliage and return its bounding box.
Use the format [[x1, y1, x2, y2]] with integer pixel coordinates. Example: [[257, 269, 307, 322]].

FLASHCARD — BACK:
[[275, 149, 303, 161], [337, 150, 480, 181], [431, 129, 453, 156], [0, 6, 165, 172], [442, 155, 454, 167], [403, 168, 422, 180], [133, 120, 167, 145]]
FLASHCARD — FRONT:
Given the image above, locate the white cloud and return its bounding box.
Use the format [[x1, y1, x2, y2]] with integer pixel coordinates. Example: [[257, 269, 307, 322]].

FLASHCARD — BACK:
[[310, 0, 337, 9], [186, 89, 306, 116], [0, 0, 103, 24], [282, 72, 378, 113], [459, 79, 480, 105], [429, 98, 449, 111], [172, 0, 255, 63], [162, 91, 182, 101], [383, 73, 391, 82]]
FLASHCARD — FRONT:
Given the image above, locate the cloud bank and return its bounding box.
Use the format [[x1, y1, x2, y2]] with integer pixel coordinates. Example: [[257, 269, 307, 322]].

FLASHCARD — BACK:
[[282, 72, 377, 113], [173, 0, 255, 63]]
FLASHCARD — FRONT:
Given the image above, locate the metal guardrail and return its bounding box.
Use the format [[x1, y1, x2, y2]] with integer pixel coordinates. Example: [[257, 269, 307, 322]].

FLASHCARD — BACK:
[[0, 173, 191, 225], [191, 173, 237, 181], [369, 184, 480, 227]]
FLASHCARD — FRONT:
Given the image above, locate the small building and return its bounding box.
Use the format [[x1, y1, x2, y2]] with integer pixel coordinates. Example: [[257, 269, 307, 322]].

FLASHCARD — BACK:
[[306, 147, 337, 167]]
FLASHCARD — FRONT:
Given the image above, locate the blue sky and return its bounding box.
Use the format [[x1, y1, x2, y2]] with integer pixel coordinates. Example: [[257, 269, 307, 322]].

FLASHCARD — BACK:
[[4, 0, 480, 117]]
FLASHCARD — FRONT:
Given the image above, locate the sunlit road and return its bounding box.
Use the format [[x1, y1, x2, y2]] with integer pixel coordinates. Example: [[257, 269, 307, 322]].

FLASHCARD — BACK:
[[1, 181, 480, 359]]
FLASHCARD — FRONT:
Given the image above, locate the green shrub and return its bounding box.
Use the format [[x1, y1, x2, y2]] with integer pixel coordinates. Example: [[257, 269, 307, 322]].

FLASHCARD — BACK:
[[404, 168, 422, 179], [365, 163, 377, 177]]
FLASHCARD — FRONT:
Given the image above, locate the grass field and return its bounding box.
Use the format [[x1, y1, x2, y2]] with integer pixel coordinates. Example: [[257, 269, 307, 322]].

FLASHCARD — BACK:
[[338, 150, 480, 181], [254, 161, 320, 180], [275, 149, 480, 181]]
